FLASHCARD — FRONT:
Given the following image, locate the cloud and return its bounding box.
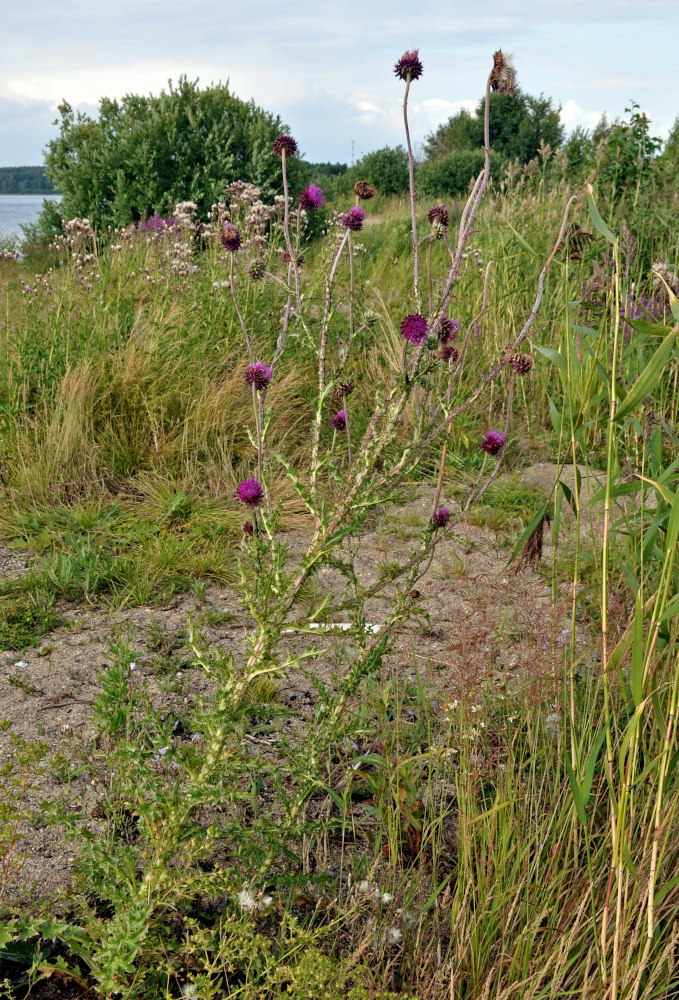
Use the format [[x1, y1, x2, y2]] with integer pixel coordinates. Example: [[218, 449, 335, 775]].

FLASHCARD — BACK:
[[559, 99, 603, 133]]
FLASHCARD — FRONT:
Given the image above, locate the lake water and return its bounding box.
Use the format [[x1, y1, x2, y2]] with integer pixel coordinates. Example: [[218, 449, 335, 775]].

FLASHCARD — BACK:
[[0, 193, 61, 240]]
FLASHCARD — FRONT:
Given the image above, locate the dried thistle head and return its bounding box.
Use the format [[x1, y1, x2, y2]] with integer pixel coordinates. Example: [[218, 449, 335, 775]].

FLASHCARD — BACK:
[[558, 224, 596, 262], [428, 203, 449, 227], [489, 50, 516, 96], [508, 352, 533, 375], [394, 49, 423, 82], [273, 134, 298, 159], [354, 180, 377, 200]]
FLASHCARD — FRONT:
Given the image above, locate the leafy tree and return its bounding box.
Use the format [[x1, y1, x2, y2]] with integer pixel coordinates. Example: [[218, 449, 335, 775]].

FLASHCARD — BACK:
[[348, 145, 410, 196], [423, 89, 563, 166], [44, 77, 303, 230]]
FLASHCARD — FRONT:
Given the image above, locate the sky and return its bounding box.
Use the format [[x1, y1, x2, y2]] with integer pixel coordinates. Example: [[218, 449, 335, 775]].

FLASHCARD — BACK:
[[0, 0, 676, 169]]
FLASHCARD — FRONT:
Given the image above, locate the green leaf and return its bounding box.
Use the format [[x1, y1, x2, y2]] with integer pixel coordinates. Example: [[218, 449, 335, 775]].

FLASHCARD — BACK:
[[536, 346, 568, 377], [631, 592, 645, 706], [505, 223, 538, 256], [615, 328, 677, 422], [565, 757, 588, 827], [582, 727, 607, 803], [626, 319, 674, 339], [618, 700, 647, 777], [586, 188, 617, 244]]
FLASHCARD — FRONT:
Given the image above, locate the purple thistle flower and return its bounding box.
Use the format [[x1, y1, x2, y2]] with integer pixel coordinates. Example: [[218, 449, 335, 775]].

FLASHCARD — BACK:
[[439, 344, 459, 363], [273, 134, 298, 158], [244, 361, 273, 391], [400, 313, 428, 345], [428, 204, 449, 227], [480, 430, 507, 456], [221, 224, 242, 252], [431, 507, 451, 528], [331, 409, 347, 431], [438, 317, 460, 343], [394, 49, 423, 82], [237, 478, 264, 507], [298, 185, 325, 211], [341, 207, 365, 232]]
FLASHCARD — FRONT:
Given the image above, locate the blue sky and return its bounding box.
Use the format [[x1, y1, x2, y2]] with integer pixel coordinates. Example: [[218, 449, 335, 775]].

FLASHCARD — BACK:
[[1, 0, 676, 168]]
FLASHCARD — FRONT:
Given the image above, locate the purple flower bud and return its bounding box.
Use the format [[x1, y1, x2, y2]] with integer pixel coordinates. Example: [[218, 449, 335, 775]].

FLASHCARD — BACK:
[[431, 507, 451, 528], [438, 317, 460, 343], [480, 430, 507, 456], [394, 49, 423, 82], [439, 344, 459, 363], [331, 409, 347, 431], [244, 361, 273, 391], [298, 185, 324, 211], [237, 478, 264, 507], [341, 207, 365, 232], [400, 313, 428, 345]]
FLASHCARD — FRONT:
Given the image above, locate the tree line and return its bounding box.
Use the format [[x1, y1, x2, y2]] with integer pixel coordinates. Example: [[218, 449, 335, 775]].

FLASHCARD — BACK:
[[0, 166, 59, 194]]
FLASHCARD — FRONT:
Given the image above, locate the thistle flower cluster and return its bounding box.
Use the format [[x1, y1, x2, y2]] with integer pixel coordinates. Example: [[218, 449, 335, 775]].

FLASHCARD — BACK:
[[221, 224, 242, 252], [428, 204, 449, 227], [244, 361, 273, 391], [439, 344, 459, 363], [273, 134, 298, 158], [330, 410, 347, 431], [481, 430, 507, 455], [298, 185, 325, 211], [341, 207, 365, 232], [394, 49, 423, 82], [431, 508, 451, 528], [438, 317, 460, 343], [508, 352, 533, 375], [237, 478, 264, 507], [400, 313, 428, 345]]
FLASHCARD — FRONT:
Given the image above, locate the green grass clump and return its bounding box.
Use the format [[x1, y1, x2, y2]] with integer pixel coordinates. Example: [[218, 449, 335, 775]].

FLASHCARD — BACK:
[[0, 597, 62, 651]]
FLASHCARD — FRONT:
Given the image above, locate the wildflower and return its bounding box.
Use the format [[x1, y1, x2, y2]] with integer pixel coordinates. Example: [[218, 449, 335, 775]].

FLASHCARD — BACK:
[[242, 520, 254, 536], [489, 49, 516, 96], [354, 180, 377, 200], [237, 478, 264, 507], [331, 409, 348, 431], [438, 317, 459, 343], [480, 430, 506, 455], [341, 207, 365, 232], [273, 134, 298, 158], [129, 661, 136, 671], [508, 352, 532, 375], [431, 507, 451, 528], [381, 892, 394, 904], [439, 344, 459, 363], [428, 203, 449, 227], [394, 49, 423, 82], [237, 889, 258, 912], [400, 313, 428, 345], [244, 361, 273, 391], [221, 223, 242, 251], [298, 184, 324, 211], [335, 379, 354, 398]]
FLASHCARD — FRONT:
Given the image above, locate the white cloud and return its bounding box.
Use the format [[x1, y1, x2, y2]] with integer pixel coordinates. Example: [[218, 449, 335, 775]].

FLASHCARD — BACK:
[[560, 99, 602, 132]]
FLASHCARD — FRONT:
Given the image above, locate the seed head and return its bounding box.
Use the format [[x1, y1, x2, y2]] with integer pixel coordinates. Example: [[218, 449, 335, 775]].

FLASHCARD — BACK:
[[221, 224, 242, 252], [480, 430, 507, 455], [333, 379, 355, 408], [273, 134, 298, 159], [246, 258, 265, 281], [237, 478, 264, 507], [431, 507, 451, 528], [341, 207, 365, 232], [489, 50, 516, 96], [298, 184, 325, 211], [400, 313, 428, 345], [331, 409, 347, 431], [508, 352, 532, 375], [244, 361, 273, 391], [438, 317, 460, 343], [428, 204, 449, 227], [394, 49, 423, 82], [354, 180, 377, 200]]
